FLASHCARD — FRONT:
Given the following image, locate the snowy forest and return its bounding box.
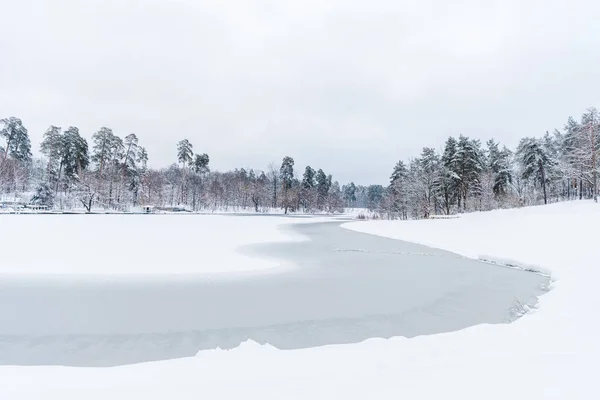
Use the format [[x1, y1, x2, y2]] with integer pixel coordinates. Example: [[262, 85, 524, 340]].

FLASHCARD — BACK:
[[0, 107, 598, 217]]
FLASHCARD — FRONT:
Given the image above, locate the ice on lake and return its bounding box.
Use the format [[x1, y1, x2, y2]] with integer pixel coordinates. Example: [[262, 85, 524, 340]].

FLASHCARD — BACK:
[[0, 220, 548, 366]]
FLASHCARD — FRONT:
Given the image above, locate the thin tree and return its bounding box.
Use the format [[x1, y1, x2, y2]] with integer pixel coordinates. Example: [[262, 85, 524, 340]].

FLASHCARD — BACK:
[[279, 156, 294, 214]]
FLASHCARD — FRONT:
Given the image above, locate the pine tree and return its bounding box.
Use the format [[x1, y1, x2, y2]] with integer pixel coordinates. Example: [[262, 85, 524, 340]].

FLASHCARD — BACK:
[[40, 126, 89, 195], [517, 137, 556, 205], [92, 127, 116, 176], [302, 166, 316, 189], [389, 160, 409, 218], [315, 168, 331, 210], [301, 166, 316, 211], [579, 108, 599, 202], [279, 156, 294, 214], [343, 182, 357, 208], [176, 139, 194, 205], [440, 136, 460, 213], [63, 127, 89, 179], [367, 185, 384, 211], [416, 147, 440, 216], [192, 153, 210, 175], [40, 126, 64, 186], [455, 135, 484, 210], [31, 182, 54, 207], [0, 117, 31, 163], [487, 139, 513, 197]]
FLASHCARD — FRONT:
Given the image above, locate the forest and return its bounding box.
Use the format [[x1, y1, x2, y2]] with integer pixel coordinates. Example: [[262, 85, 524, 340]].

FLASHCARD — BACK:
[[0, 107, 598, 217]]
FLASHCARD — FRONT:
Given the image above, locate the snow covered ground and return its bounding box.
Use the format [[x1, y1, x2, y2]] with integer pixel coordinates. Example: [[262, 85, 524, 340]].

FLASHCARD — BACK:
[[0, 201, 597, 399], [0, 214, 331, 276]]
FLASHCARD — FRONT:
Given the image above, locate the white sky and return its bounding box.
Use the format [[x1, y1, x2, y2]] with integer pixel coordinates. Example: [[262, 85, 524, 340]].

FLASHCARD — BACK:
[[2, 0, 600, 185]]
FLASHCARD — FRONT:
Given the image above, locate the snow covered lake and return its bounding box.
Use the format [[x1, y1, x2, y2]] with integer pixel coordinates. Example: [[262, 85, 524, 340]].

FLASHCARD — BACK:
[[0, 216, 547, 367]]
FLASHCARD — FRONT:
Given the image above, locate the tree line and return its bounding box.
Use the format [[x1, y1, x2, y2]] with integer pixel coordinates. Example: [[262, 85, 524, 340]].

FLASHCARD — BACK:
[[1, 107, 598, 216], [374, 107, 599, 219], [0, 118, 345, 213]]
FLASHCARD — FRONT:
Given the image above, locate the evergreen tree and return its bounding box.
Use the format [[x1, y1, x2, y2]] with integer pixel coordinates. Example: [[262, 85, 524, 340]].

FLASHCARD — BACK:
[[343, 181, 357, 208], [31, 182, 54, 207], [314, 169, 331, 209], [517, 137, 556, 204], [579, 108, 600, 202], [192, 153, 210, 175], [440, 136, 460, 212], [302, 166, 316, 189], [487, 139, 513, 197], [279, 156, 294, 214], [455, 135, 484, 210], [389, 160, 409, 218], [40, 126, 89, 194], [176, 139, 194, 204], [0, 117, 31, 163], [416, 147, 441, 216], [367, 185, 384, 211], [40, 125, 64, 185], [176, 139, 194, 166], [63, 127, 89, 179], [301, 166, 316, 211], [92, 127, 117, 176]]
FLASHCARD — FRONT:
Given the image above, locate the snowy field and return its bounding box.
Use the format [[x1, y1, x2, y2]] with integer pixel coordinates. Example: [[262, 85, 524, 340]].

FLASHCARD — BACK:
[[0, 214, 334, 276], [0, 201, 597, 399]]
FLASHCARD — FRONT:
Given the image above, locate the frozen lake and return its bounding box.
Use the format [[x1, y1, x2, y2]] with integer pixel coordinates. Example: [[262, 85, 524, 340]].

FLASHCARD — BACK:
[[0, 219, 548, 367]]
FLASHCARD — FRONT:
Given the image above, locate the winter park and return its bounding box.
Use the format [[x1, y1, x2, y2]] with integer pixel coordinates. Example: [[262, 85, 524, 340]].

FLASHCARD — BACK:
[[1, 1, 600, 399]]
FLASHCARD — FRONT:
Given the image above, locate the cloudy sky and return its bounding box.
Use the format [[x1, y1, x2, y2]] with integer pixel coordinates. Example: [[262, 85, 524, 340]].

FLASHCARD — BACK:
[[1, 0, 600, 185]]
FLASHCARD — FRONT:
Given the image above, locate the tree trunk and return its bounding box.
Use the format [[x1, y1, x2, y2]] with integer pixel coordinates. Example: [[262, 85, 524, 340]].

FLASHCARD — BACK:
[[540, 161, 547, 205], [593, 138, 598, 203], [2, 134, 13, 162], [55, 161, 63, 195]]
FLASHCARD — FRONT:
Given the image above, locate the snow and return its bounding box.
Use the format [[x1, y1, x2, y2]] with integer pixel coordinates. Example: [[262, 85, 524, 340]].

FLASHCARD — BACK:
[[1, 201, 598, 399], [0, 214, 327, 276]]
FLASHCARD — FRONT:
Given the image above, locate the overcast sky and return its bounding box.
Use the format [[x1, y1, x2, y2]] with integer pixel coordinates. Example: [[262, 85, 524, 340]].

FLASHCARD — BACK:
[[2, 0, 600, 185]]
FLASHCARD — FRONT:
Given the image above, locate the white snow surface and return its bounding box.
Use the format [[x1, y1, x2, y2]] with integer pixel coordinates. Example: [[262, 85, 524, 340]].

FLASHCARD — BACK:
[[0, 214, 329, 276], [1, 201, 598, 399]]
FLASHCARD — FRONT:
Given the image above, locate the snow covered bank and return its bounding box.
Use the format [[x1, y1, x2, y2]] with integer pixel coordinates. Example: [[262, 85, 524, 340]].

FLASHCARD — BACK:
[[1, 202, 597, 398], [0, 214, 329, 275]]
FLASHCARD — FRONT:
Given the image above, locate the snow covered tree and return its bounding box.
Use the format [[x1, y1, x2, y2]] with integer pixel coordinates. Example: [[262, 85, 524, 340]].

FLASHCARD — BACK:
[[267, 163, 279, 208], [192, 153, 210, 175], [388, 160, 409, 218], [176, 139, 194, 166], [92, 127, 117, 176], [327, 181, 344, 213], [315, 168, 331, 210], [63, 127, 89, 180], [40, 126, 89, 196], [454, 135, 484, 210], [577, 108, 599, 202], [301, 166, 316, 211], [517, 137, 556, 205], [367, 184, 384, 211], [0, 117, 31, 163], [40, 125, 64, 188], [415, 147, 441, 217], [439, 137, 460, 214], [487, 139, 513, 198], [176, 139, 194, 205], [31, 182, 54, 207], [279, 156, 294, 214], [343, 182, 357, 208]]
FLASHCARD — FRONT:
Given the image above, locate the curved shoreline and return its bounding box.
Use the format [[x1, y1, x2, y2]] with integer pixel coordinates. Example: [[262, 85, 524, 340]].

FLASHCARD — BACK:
[[0, 220, 548, 367]]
